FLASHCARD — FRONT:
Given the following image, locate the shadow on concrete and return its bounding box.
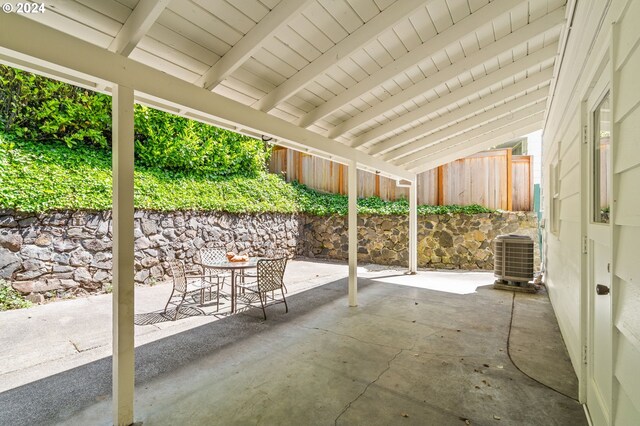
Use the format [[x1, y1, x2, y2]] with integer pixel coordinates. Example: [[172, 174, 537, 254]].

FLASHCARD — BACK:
[[0, 277, 356, 426]]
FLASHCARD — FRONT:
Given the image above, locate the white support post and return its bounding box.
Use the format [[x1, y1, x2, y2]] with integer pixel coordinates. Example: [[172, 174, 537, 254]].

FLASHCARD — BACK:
[[112, 85, 135, 426], [409, 178, 418, 274], [348, 160, 358, 307]]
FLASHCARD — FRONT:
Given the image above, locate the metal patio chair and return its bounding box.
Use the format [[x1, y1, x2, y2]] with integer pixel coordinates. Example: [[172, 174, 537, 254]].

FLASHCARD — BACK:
[[199, 248, 232, 290], [239, 249, 289, 293], [235, 257, 288, 320], [163, 260, 220, 320]]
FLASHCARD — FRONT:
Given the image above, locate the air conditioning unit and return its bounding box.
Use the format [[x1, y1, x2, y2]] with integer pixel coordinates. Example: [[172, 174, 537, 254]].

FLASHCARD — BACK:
[[493, 234, 534, 285]]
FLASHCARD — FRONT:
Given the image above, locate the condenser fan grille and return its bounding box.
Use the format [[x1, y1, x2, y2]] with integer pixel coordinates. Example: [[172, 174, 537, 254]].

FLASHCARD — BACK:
[[494, 234, 534, 283]]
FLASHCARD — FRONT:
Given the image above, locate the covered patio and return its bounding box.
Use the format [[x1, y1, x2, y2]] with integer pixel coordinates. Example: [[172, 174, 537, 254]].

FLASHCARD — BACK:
[[0, 0, 593, 424], [0, 260, 584, 425]]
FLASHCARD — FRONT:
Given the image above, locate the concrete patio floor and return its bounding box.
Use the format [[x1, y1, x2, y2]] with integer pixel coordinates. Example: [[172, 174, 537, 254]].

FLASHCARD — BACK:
[[0, 259, 586, 425]]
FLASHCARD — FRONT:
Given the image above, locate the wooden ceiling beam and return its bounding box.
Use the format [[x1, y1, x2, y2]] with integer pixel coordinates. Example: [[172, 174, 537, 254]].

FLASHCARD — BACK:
[[298, 0, 528, 129], [377, 74, 551, 159], [108, 0, 171, 56], [348, 42, 558, 148], [253, 0, 427, 112], [409, 120, 543, 173], [395, 102, 546, 167], [196, 0, 313, 90]]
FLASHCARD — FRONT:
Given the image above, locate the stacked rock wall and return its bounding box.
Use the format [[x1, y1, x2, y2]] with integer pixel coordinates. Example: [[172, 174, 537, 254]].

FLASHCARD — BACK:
[[0, 209, 539, 300], [0, 210, 301, 300], [301, 212, 540, 270]]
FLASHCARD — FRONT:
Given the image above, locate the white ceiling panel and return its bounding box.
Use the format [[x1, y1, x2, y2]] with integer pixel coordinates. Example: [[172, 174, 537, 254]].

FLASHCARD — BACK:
[[2, 0, 569, 179]]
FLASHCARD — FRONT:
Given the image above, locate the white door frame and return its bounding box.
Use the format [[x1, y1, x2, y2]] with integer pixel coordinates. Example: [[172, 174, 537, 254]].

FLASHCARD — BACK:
[[581, 51, 614, 425]]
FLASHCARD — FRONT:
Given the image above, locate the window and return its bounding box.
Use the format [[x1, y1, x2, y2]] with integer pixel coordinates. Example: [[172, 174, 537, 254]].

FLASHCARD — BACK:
[[592, 93, 611, 224]]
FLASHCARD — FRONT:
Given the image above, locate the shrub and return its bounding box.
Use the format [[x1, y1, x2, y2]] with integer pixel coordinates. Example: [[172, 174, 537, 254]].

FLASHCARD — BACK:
[[134, 106, 270, 177], [0, 65, 270, 177], [0, 279, 32, 311], [0, 65, 112, 148]]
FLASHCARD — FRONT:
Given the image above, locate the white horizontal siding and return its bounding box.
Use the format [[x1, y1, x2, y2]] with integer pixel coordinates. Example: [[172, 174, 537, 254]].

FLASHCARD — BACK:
[[612, 0, 640, 423]]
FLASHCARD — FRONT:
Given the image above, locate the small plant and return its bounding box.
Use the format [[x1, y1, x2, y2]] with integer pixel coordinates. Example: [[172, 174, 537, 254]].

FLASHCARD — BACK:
[[103, 283, 113, 294], [0, 279, 33, 311]]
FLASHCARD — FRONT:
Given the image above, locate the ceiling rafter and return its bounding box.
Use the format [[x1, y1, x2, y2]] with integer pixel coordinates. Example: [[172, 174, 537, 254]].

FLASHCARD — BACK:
[[108, 0, 171, 56], [348, 42, 558, 148], [297, 0, 527, 129], [0, 12, 413, 181], [397, 103, 546, 168], [383, 87, 548, 162], [332, 7, 564, 140], [195, 0, 313, 90], [374, 69, 552, 158], [409, 119, 544, 173], [252, 0, 427, 112]]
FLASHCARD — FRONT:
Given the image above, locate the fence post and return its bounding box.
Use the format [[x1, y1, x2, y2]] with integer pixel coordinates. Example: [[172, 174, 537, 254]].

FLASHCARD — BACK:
[[506, 149, 513, 211], [437, 165, 444, 205]]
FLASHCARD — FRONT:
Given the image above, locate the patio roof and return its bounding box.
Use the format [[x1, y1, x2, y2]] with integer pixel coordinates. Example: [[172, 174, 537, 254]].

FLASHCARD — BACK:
[[0, 2, 572, 423], [0, 0, 569, 179]]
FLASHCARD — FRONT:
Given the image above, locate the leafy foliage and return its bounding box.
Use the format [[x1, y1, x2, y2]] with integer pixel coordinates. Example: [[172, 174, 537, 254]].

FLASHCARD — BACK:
[[0, 65, 112, 148], [292, 182, 492, 216], [0, 279, 32, 311], [0, 65, 269, 177], [134, 106, 270, 177], [0, 136, 494, 216]]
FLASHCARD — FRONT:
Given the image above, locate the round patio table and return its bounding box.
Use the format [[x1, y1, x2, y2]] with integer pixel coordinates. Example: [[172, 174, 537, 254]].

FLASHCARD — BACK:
[[202, 258, 260, 313]]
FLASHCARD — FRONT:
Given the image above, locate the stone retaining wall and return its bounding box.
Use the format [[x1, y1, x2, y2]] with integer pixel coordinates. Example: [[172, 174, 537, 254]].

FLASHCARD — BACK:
[[0, 210, 301, 301], [301, 212, 540, 270], [0, 209, 539, 300]]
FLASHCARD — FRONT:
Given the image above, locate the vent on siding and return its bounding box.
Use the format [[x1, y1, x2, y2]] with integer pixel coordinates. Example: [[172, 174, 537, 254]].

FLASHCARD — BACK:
[[494, 234, 534, 283]]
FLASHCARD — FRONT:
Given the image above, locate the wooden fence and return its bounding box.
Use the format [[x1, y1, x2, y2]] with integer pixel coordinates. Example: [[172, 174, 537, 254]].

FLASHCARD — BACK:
[[269, 147, 533, 211]]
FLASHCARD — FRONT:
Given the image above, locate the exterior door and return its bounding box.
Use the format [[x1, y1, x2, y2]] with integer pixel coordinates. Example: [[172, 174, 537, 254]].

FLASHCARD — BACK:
[[585, 76, 612, 425]]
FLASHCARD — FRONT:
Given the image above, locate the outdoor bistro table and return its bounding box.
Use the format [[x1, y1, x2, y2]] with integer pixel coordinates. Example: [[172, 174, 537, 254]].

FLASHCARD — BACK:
[[201, 257, 259, 313]]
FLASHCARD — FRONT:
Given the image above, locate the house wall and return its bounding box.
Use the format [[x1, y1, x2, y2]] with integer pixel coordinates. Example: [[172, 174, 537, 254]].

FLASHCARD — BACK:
[[543, 0, 640, 423]]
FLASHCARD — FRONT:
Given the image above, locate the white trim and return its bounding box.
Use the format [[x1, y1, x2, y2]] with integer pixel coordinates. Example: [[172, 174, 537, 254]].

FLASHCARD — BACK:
[[108, 0, 171, 56], [253, 0, 426, 112], [0, 13, 413, 181], [196, 0, 312, 90], [298, 0, 530, 128]]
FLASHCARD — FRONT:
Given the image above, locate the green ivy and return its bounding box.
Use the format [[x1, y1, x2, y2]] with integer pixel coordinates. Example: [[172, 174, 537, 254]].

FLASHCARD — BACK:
[[0, 136, 494, 216], [0, 280, 32, 311], [292, 182, 492, 216]]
